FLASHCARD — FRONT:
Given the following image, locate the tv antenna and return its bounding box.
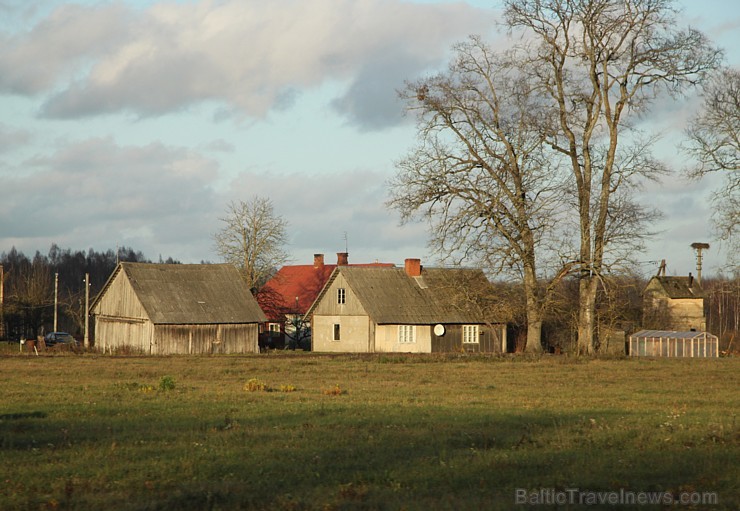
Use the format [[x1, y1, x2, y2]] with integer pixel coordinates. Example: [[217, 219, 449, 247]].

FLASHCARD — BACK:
[[342, 231, 348, 253]]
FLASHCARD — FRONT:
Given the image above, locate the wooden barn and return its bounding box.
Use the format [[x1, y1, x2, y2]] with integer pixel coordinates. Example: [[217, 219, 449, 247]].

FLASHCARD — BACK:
[[306, 259, 507, 353], [91, 263, 266, 354], [628, 330, 719, 358]]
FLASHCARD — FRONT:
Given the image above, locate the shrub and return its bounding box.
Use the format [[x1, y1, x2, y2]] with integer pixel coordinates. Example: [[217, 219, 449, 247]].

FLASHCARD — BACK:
[[323, 384, 345, 396], [244, 378, 271, 392], [158, 376, 176, 391]]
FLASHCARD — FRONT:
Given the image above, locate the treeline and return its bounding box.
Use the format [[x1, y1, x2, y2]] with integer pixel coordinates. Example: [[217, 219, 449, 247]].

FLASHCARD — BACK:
[[0, 244, 180, 340]]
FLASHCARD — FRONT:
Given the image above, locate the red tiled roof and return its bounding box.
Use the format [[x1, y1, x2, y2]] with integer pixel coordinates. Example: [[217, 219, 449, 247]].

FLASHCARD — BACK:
[[258, 261, 394, 320]]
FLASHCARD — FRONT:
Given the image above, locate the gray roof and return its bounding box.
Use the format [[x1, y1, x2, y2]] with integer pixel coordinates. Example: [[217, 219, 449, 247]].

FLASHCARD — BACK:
[[309, 266, 499, 324], [647, 276, 705, 299], [98, 262, 266, 324]]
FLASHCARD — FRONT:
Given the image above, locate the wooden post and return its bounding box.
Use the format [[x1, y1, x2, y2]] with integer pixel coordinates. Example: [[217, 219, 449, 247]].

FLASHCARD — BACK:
[[0, 264, 4, 340], [84, 273, 90, 349], [53, 272, 59, 332]]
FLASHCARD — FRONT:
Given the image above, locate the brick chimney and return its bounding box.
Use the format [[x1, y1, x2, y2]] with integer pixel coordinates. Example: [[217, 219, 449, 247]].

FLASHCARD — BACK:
[[404, 258, 421, 277], [337, 252, 349, 266], [313, 254, 324, 269]]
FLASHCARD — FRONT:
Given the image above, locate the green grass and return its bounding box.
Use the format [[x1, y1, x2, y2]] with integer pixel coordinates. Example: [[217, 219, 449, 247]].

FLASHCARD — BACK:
[[0, 350, 738, 510]]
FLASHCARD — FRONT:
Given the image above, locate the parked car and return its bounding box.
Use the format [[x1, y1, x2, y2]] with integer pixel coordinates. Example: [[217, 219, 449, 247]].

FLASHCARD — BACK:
[[44, 332, 79, 348]]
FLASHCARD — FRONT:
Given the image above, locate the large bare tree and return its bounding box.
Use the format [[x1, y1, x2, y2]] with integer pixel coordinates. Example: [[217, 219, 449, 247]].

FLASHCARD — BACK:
[[684, 67, 739, 262], [504, 0, 721, 353], [214, 196, 290, 291], [389, 37, 569, 352]]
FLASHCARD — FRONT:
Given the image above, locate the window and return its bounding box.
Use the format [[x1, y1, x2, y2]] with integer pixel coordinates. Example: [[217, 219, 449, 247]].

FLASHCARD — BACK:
[[398, 325, 416, 343], [333, 324, 341, 341], [463, 325, 479, 343], [268, 323, 281, 338], [337, 288, 346, 304]]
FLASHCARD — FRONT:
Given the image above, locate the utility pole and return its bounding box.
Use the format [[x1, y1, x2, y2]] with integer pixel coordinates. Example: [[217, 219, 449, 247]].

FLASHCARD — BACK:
[[0, 264, 4, 340], [84, 273, 90, 349], [53, 272, 58, 332]]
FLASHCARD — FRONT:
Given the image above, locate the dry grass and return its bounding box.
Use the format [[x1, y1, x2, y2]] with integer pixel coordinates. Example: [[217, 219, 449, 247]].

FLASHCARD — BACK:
[[0, 350, 738, 510]]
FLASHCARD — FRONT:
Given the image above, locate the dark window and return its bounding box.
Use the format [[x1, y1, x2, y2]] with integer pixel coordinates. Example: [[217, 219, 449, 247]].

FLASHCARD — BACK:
[[337, 288, 346, 304], [333, 324, 341, 341]]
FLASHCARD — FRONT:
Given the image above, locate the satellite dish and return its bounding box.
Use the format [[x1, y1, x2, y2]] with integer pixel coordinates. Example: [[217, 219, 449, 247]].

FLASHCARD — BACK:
[[434, 324, 445, 336]]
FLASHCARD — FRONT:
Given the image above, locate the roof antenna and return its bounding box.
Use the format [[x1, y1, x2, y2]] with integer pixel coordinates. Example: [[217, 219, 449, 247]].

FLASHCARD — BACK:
[[343, 231, 348, 253]]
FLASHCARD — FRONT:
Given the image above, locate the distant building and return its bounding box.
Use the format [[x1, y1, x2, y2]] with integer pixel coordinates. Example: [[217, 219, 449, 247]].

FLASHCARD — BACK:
[[643, 274, 706, 331], [91, 263, 265, 354], [257, 253, 393, 349], [306, 259, 507, 353]]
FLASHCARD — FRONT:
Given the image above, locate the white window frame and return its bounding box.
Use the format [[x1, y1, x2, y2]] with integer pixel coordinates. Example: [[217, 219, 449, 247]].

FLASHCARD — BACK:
[[268, 323, 281, 338], [337, 288, 346, 304], [463, 325, 480, 344], [398, 325, 416, 344]]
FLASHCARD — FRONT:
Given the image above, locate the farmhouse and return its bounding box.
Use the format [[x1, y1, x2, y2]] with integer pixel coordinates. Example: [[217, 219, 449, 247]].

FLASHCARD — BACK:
[[258, 253, 393, 349], [306, 258, 507, 353], [643, 274, 706, 331], [91, 263, 266, 354]]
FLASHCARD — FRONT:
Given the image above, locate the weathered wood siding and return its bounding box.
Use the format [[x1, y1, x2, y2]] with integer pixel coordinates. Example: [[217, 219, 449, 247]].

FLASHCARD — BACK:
[[154, 324, 258, 354], [93, 270, 152, 353], [431, 324, 504, 353], [95, 315, 153, 353]]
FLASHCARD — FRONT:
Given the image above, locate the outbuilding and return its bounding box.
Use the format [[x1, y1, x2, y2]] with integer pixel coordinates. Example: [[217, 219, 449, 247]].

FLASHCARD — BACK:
[[91, 262, 266, 354], [628, 329, 719, 358]]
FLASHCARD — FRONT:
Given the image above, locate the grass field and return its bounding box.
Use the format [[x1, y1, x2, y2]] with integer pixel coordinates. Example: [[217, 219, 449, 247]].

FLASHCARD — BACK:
[[1, 349, 738, 510]]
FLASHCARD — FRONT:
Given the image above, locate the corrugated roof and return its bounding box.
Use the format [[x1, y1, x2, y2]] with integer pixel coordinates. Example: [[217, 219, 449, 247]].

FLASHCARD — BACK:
[[120, 263, 266, 324], [313, 266, 498, 324], [648, 276, 705, 299]]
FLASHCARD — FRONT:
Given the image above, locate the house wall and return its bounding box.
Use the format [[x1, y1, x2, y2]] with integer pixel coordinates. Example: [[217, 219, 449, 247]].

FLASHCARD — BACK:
[[312, 315, 370, 352], [430, 324, 505, 353], [374, 324, 432, 352], [312, 273, 366, 316]]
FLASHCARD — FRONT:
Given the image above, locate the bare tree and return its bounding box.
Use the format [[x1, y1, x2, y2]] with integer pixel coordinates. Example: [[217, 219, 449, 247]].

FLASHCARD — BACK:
[[214, 197, 290, 291], [389, 37, 570, 352], [684, 67, 739, 261], [504, 0, 721, 353]]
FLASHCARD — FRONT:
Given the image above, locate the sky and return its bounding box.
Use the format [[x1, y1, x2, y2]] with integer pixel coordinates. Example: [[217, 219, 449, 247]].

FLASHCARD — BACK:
[[0, 0, 738, 280]]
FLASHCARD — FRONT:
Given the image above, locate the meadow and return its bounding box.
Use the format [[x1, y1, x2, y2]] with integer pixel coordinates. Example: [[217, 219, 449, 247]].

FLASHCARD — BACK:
[[1, 349, 738, 510]]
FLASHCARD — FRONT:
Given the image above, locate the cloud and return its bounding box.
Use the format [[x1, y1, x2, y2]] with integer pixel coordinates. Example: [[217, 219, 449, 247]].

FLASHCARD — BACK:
[[0, 137, 223, 261], [0, 0, 493, 128], [224, 167, 429, 263]]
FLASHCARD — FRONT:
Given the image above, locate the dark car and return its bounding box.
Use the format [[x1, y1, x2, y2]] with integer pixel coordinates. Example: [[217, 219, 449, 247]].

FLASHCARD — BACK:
[[44, 332, 78, 348]]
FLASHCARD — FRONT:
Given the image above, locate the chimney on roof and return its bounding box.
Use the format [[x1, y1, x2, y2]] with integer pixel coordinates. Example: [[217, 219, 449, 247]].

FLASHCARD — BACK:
[[314, 254, 324, 269], [688, 272, 694, 289], [337, 252, 349, 266], [404, 258, 422, 277]]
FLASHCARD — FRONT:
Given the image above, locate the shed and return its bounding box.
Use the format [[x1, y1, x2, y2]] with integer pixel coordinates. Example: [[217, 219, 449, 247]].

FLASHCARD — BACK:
[[91, 263, 266, 354], [628, 330, 719, 358]]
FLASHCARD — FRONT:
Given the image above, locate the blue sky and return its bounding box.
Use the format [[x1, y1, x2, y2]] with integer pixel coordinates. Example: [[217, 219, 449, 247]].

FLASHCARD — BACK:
[[0, 0, 737, 278]]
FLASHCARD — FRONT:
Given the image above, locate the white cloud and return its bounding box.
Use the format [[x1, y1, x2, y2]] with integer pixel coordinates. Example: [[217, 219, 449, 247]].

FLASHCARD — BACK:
[[0, 0, 493, 128]]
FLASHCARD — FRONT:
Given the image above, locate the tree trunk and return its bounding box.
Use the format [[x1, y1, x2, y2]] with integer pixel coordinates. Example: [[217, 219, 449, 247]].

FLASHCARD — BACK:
[[525, 316, 543, 353], [578, 277, 597, 355], [523, 266, 544, 353]]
